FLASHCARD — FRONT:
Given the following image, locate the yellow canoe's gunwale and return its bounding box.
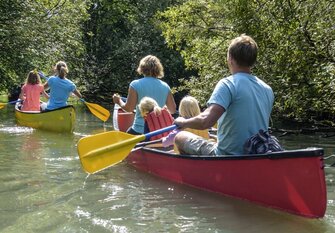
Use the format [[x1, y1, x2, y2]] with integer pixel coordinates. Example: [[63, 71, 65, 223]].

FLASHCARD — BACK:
[[15, 105, 76, 133]]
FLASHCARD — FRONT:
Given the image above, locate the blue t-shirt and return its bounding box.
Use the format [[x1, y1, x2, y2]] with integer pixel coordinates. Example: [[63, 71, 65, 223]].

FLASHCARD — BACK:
[[207, 72, 274, 155], [130, 76, 171, 133], [46, 76, 76, 110]]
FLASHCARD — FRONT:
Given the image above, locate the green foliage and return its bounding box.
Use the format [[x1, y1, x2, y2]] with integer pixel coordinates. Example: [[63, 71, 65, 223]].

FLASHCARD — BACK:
[[2, 0, 334, 124], [81, 0, 191, 103], [156, 0, 235, 104], [254, 0, 335, 122], [157, 0, 335, 121], [0, 0, 90, 91]]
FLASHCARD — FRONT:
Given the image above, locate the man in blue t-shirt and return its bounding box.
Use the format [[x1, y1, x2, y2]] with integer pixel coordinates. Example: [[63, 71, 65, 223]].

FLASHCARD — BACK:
[[174, 35, 274, 155]]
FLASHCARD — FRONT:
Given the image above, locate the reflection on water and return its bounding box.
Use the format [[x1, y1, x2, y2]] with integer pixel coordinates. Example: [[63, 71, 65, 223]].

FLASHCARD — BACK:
[[0, 126, 34, 134], [0, 106, 334, 232]]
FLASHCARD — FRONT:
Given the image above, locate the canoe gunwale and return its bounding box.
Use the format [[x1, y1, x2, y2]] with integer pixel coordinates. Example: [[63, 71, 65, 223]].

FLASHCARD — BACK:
[[138, 147, 324, 161], [15, 105, 75, 114]]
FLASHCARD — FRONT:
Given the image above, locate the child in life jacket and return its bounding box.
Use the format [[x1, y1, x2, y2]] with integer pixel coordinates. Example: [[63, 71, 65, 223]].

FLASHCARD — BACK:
[[138, 96, 174, 140], [139, 96, 210, 152]]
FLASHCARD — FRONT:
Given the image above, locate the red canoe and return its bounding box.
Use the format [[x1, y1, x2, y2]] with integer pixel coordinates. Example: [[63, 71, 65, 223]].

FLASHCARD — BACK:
[[113, 104, 134, 132], [113, 104, 327, 218], [126, 146, 326, 218]]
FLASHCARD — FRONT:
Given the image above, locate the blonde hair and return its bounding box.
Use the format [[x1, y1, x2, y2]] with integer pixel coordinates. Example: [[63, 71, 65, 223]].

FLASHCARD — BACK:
[[139, 97, 162, 117], [136, 55, 164, 78], [54, 61, 68, 79], [25, 70, 41, 85], [179, 96, 201, 118]]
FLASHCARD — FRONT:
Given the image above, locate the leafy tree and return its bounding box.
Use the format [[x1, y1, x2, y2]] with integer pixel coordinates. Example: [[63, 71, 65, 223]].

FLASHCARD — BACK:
[[81, 0, 191, 104], [0, 0, 90, 94], [157, 0, 335, 122]]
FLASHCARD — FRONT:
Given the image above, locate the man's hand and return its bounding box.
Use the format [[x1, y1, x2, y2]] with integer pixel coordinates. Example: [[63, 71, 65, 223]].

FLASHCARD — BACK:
[[174, 117, 187, 129]]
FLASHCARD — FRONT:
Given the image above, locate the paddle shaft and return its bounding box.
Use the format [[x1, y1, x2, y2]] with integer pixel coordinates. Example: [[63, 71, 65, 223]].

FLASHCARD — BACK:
[[0, 100, 22, 109], [135, 139, 162, 148], [82, 124, 177, 158], [83, 134, 146, 158], [145, 125, 177, 140], [8, 100, 20, 104]]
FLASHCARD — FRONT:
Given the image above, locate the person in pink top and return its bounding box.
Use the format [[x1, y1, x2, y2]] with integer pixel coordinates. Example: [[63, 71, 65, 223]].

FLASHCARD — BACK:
[[19, 70, 49, 111]]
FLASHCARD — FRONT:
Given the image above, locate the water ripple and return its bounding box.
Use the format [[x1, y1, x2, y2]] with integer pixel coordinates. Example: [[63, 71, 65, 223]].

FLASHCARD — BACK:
[[0, 126, 34, 134]]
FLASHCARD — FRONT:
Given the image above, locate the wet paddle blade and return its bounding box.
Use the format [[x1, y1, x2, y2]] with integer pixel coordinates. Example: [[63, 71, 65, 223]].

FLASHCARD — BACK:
[[84, 101, 110, 122], [78, 131, 145, 173], [0, 104, 5, 110], [78, 125, 177, 174]]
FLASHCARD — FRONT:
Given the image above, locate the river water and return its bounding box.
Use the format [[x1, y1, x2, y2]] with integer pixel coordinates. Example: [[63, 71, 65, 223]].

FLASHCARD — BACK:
[[0, 105, 334, 233]]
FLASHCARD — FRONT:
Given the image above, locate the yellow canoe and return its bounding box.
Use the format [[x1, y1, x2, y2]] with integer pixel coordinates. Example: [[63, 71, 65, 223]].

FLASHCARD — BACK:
[[15, 105, 76, 133]]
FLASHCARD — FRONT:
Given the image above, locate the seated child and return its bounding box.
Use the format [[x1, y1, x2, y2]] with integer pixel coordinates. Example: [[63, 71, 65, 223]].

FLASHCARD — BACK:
[[138, 97, 174, 140], [19, 70, 49, 111], [162, 96, 210, 150], [138, 96, 210, 152]]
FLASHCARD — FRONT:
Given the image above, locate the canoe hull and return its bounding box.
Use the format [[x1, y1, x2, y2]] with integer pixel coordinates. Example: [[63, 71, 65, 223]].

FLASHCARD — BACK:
[[126, 147, 327, 218], [113, 104, 134, 132], [15, 105, 76, 133]]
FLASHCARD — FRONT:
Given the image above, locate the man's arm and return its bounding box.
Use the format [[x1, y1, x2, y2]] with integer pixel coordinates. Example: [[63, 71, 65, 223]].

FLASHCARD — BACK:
[[174, 103, 225, 130]]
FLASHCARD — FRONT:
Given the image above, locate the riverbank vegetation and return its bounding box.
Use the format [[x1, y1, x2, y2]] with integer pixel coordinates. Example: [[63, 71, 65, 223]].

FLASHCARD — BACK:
[[1, 0, 334, 127]]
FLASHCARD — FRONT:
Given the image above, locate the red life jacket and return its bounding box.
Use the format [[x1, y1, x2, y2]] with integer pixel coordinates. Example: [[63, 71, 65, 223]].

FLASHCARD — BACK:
[[145, 108, 174, 140]]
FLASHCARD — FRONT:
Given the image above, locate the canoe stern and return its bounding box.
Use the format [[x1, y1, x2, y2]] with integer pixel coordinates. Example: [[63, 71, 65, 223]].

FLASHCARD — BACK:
[[15, 105, 76, 133]]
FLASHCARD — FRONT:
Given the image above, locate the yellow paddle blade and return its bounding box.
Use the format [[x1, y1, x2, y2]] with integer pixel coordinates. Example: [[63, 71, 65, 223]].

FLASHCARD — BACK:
[[77, 131, 146, 173], [84, 101, 110, 122], [0, 103, 5, 109]]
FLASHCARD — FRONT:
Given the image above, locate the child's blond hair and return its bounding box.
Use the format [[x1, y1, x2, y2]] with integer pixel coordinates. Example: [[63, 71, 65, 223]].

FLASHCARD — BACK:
[[139, 97, 162, 117], [179, 96, 201, 118]]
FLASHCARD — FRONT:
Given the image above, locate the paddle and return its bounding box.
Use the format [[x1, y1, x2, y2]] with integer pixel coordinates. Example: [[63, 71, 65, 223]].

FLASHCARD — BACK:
[[80, 99, 110, 122], [0, 100, 21, 110], [134, 139, 162, 148], [77, 124, 177, 173]]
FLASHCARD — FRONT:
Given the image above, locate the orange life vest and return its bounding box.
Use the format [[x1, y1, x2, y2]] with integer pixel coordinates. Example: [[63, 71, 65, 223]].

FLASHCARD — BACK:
[[145, 108, 174, 140]]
